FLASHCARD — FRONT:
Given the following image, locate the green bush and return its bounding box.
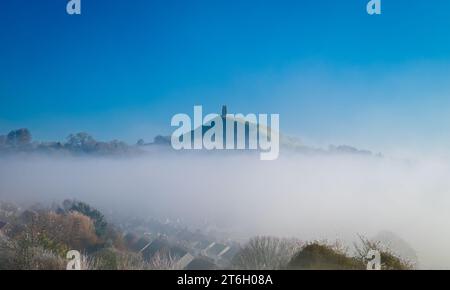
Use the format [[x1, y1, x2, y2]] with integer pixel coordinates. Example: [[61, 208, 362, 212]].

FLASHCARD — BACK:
[[287, 243, 364, 270]]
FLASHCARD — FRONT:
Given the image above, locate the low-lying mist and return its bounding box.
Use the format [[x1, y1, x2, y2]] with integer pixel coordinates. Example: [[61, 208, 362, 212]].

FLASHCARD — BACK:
[[1, 151, 450, 269]]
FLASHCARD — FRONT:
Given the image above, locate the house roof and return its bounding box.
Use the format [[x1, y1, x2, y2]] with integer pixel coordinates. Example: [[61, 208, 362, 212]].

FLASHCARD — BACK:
[[141, 238, 188, 262], [185, 257, 217, 270], [194, 240, 212, 250], [176, 253, 195, 269], [219, 245, 240, 261], [207, 243, 228, 256]]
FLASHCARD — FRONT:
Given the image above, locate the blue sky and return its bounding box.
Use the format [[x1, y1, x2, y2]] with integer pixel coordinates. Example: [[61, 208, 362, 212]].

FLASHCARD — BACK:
[[1, 0, 450, 154]]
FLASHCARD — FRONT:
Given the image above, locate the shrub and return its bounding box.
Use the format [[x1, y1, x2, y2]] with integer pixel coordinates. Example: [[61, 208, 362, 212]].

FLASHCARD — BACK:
[[287, 242, 364, 270], [354, 235, 414, 270], [92, 248, 119, 270], [66, 201, 108, 238]]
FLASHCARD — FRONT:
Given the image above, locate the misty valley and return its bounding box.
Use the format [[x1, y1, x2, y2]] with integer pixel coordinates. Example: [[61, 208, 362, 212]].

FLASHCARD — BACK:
[[0, 127, 446, 270]]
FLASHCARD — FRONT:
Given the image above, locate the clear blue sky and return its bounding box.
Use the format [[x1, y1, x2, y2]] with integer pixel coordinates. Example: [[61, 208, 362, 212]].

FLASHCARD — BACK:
[[1, 0, 450, 154]]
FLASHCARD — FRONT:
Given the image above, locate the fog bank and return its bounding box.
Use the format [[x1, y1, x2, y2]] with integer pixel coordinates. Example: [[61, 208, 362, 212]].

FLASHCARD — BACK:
[[1, 152, 450, 269]]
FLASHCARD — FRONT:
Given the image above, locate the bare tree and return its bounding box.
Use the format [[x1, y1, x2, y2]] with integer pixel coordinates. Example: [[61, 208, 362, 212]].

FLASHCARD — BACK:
[[231, 236, 303, 270]]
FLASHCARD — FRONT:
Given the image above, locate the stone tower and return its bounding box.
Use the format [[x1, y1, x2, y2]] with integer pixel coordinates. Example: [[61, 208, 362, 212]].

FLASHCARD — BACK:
[[221, 105, 227, 119]]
